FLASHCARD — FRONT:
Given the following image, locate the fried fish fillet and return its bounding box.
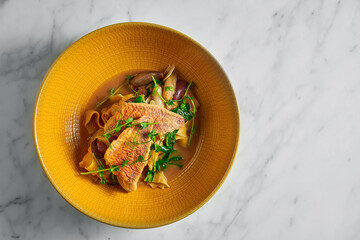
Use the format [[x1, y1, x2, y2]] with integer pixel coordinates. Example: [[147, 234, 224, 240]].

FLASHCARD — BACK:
[[104, 102, 185, 135], [104, 116, 153, 192]]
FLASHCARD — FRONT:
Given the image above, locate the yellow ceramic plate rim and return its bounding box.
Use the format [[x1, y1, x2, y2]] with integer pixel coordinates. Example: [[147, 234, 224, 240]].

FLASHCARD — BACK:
[[33, 22, 240, 228]]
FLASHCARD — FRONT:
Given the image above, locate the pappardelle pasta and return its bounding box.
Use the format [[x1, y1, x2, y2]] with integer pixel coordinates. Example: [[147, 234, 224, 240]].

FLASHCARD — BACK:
[[79, 65, 200, 192]]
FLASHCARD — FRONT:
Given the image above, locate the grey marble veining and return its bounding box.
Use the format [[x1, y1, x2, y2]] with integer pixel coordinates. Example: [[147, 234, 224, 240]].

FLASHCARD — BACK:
[[1, 0, 360, 239]]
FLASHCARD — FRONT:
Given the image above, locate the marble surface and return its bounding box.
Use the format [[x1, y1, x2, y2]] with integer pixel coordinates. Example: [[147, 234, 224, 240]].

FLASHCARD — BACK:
[[1, 0, 360, 239]]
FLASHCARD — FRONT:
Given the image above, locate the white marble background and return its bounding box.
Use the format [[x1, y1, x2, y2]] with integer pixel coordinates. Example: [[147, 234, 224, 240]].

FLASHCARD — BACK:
[[1, 0, 360, 239]]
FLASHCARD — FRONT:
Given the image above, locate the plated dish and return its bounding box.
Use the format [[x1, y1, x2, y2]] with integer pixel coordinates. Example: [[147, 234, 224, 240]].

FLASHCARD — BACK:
[[33, 22, 239, 228], [80, 66, 200, 192]]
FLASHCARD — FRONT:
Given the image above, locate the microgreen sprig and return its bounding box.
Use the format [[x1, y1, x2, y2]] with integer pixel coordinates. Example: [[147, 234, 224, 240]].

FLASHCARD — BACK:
[[80, 154, 147, 176], [186, 96, 197, 145], [93, 117, 157, 140], [183, 80, 193, 99], [95, 81, 128, 109], [91, 153, 107, 184]]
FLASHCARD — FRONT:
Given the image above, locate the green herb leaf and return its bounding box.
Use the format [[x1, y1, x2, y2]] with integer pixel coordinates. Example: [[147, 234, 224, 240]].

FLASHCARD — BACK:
[[165, 99, 174, 106], [109, 165, 119, 174], [145, 87, 151, 98], [150, 129, 183, 172], [191, 125, 196, 135], [121, 160, 129, 167], [126, 117, 133, 123], [126, 75, 135, 81], [168, 156, 183, 161], [171, 102, 193, 121], [134, 155, 144, 163], [110, 88, 114, 94], [155, 161, 161, 172], [140, 122, 152, 129], [166, 162, 183, 168], [151, 79, 163, 87], [148, 129, 158, 138], [159, 145, 173, 153], [98, 167, 107, 184], [154, 152, 183, 172], [171, 95, 196, 121], [133, 95, 145, 103], [165, 86, 174, 91], [144, 170, 155, 182]]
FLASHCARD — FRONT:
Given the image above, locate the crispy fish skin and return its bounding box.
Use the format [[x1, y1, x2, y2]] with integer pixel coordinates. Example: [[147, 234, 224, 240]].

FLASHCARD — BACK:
[[104, 116, 153, 192], [104, 103, 185, 135]]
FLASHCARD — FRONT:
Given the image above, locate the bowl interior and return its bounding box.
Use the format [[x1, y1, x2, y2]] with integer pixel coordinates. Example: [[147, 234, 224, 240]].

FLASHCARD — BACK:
[[33, 23, 239, 228]]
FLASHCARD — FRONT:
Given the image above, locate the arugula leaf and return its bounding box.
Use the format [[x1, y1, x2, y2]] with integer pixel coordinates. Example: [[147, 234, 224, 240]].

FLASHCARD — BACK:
[[155, 153, 183, 172], [171, 94, 197, 145], [171, 100, 193, 121], [159, 145, 173, 153], [165, 129, 178, 145], [150, 129, 182, 172]]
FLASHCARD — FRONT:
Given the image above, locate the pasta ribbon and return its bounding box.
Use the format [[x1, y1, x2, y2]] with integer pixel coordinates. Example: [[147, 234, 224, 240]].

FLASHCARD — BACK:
[[148, 171, 170, 189], [101, 94, 135, 124], [79, 152, 98, 173], [176, 121, 190, 147], [101, 103, 121, 125], [84, 110, 103, 134]]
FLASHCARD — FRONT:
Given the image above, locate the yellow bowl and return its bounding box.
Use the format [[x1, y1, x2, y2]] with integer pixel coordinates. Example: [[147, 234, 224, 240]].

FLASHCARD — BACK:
[[33, 22, 239, 228]]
